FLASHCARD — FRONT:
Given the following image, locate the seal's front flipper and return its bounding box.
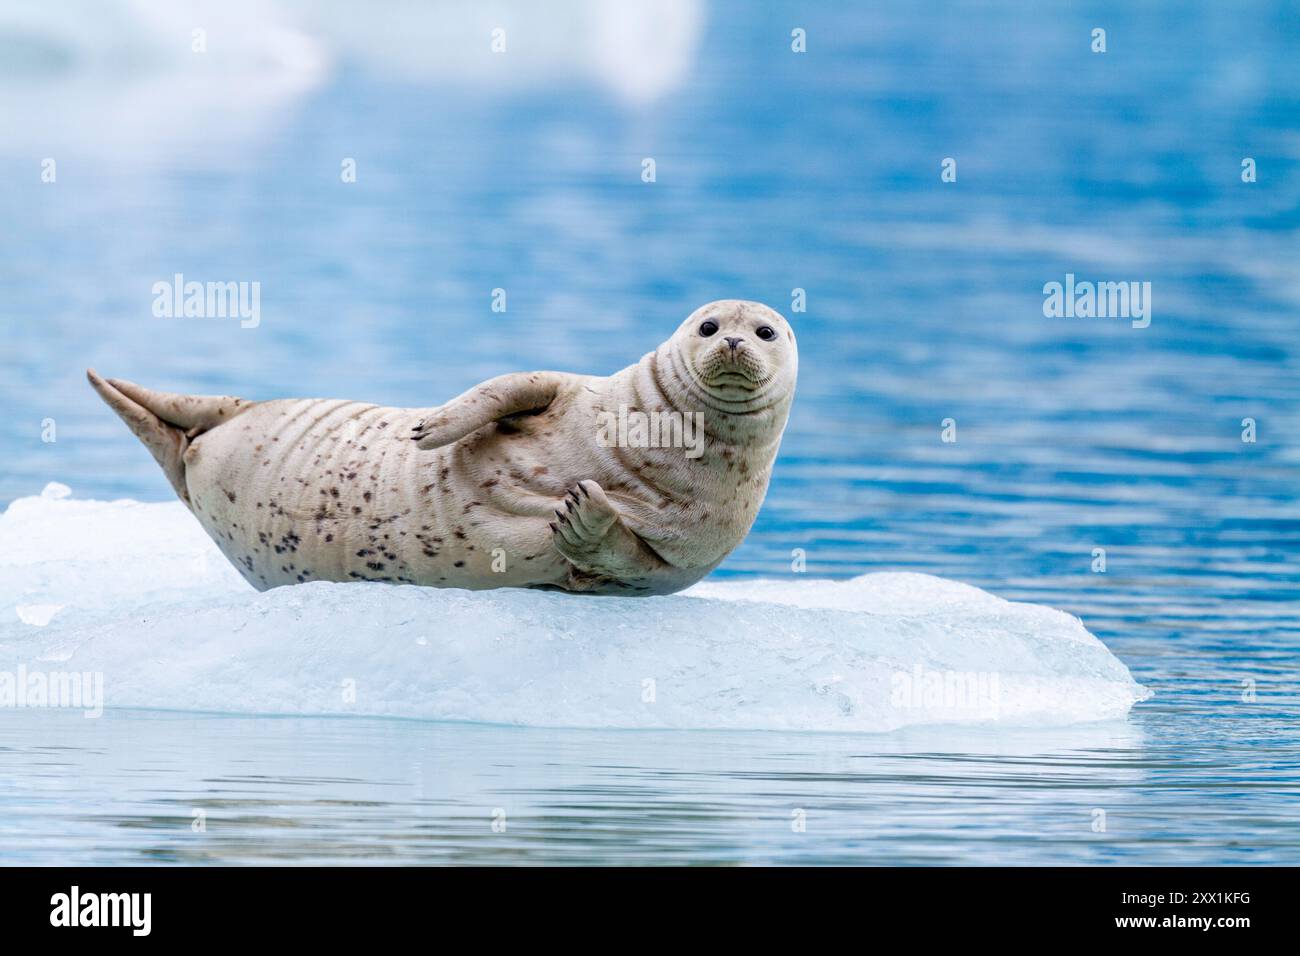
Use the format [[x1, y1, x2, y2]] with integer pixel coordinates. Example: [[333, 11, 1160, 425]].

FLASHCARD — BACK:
[[412, 371, 564, 450], [551, 480, 673, 593], [552, 480, 618, 547]]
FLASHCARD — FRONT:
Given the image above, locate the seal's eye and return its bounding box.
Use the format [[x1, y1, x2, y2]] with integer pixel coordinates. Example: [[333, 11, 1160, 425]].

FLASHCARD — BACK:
[[699, 320, 719, 337], [755, 326, 776, 341]]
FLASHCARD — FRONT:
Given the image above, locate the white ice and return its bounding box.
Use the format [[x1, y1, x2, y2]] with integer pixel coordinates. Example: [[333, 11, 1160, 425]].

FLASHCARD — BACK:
[[0, 484, 1150, 732]]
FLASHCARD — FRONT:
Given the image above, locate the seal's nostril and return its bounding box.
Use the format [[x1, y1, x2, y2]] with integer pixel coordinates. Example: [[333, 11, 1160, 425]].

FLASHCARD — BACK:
[[724, 336, 743, 350]]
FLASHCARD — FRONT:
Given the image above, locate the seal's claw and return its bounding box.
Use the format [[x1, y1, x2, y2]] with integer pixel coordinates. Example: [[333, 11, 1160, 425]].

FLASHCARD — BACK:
[[411, 411, 459, 449], [551, 480, 618, 555]]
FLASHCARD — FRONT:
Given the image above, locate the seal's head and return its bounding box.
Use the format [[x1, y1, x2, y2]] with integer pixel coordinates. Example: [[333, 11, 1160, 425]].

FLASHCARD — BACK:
[[671, 300, 798, 407]]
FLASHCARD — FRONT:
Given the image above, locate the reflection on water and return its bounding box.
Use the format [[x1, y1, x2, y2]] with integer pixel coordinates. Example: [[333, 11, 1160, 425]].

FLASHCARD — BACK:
[[1, 0, 1299, 863], [0, 707, 1295, 865]]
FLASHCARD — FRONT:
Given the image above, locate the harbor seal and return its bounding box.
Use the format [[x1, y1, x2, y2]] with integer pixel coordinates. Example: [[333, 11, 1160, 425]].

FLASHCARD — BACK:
[[87, 299, 797, 595]]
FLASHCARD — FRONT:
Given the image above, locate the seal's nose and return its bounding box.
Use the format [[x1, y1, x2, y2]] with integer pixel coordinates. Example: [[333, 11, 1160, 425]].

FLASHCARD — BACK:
[[724, 336, 743, 351]]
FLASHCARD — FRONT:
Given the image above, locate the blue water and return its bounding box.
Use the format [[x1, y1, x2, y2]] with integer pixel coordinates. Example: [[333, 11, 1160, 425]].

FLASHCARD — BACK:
[[1, 0, 1298, 864]]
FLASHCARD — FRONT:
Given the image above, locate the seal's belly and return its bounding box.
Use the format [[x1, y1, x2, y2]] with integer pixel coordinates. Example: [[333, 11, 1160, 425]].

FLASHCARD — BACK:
[[183, 399, 568, 590]]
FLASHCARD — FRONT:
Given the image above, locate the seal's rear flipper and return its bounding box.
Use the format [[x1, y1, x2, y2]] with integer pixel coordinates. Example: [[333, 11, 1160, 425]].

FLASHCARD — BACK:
[[87, 371, 249, 504], [87, 368, 193, 503], [100, 376, 249, 436]]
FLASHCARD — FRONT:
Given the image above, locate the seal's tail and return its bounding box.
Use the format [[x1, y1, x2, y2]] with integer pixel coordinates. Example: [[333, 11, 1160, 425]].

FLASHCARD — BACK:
[[86, 369, 249, 504]]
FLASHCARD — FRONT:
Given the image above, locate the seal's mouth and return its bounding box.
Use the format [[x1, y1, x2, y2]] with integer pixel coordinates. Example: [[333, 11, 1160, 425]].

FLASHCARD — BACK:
[[694, 345, 771, 393]]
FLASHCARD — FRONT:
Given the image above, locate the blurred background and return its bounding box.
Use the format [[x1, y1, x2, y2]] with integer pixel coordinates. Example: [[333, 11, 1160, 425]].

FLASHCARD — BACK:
[[2, 0, 1298, 606], [1, 0, 1298, 865]]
